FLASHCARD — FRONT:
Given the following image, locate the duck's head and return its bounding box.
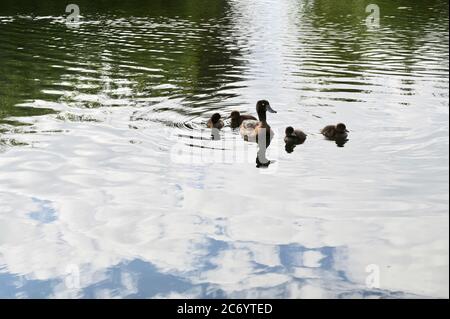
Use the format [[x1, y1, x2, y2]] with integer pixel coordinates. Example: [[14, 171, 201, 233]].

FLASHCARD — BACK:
[[285, 126, 295, 136], [336, 123, 349, 134], [211, 113, 222, 124], [230, 111, 241, 120], [256, 100, 277, 120]]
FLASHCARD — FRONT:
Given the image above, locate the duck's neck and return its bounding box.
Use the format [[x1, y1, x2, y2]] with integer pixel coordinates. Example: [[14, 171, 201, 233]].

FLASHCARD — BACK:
[[257, 111, 267, 123]]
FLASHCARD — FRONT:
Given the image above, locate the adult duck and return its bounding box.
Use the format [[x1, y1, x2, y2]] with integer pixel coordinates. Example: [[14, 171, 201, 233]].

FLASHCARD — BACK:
[[240, 100, 277, 147]]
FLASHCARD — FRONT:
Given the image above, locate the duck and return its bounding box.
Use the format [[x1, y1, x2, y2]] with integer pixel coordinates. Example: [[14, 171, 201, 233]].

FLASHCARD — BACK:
[[207, 113, 224, 130], [284, 126, 307, 153], [284, 126, 307, 145], [321, 123, 349, 140], [230, 111, 257, 129], [240, 100, 277, 147]]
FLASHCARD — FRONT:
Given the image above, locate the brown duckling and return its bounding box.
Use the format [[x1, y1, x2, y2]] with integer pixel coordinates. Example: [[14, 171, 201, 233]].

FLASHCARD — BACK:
[[230, 111, 257, 129], [207, 113, 224, 130], [321, 123, 349, 140], [284, 126, 307, 145]]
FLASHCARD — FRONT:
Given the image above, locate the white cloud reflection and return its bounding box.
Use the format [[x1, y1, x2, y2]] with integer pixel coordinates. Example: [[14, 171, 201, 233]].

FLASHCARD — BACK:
[[0, 111, 448, 298]]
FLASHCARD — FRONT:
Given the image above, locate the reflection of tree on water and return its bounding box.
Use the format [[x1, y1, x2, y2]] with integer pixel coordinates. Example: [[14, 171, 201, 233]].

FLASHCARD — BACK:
[[0, 0, 241, 128]]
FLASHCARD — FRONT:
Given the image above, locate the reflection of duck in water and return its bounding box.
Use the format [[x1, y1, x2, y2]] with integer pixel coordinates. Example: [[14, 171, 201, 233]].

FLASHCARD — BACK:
[[256, 142, 275, 168], [230, 111, 257, 129], [256, 154, 271, 168], [321, 123, 349, 147], [284, 126, 307, 153], [240, 100, 277, 148]]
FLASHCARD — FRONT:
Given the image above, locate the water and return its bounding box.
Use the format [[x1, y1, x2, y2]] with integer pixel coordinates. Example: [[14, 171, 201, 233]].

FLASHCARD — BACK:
[[0, 0, 448, 299]]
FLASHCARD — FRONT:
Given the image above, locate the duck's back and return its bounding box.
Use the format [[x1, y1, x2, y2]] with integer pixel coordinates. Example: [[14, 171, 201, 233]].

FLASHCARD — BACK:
[[241, 122, 275, 147], [285, 130, 307, 144], [321, 125, 336, 139], [241, 114, 257, 122], [294, 130, 307, 144], [231, 114, 257, 129], [240, 120, 259, 141]]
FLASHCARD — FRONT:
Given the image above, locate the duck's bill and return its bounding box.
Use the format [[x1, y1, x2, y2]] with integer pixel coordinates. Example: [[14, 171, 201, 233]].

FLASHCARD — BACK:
[[267, 104, 277, 113], [345, 129, 350, 133]]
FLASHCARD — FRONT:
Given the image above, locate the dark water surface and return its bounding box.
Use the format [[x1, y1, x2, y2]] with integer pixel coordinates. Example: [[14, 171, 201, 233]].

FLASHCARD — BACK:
[[0, 0, 448, 298]]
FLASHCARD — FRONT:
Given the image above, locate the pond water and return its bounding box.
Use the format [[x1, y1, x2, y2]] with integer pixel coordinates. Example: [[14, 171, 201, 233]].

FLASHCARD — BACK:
[[0, 0, 448, 298]]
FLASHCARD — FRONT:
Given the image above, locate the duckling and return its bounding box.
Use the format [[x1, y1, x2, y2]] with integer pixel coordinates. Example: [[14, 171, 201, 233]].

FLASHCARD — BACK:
[[240, 100, 277, 147], [207, 113, 224, 130], [230, 111, 257, 129], [284, 126, 307, 145], [321, 123, 349, 140], [284, 126, 307, 153]]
